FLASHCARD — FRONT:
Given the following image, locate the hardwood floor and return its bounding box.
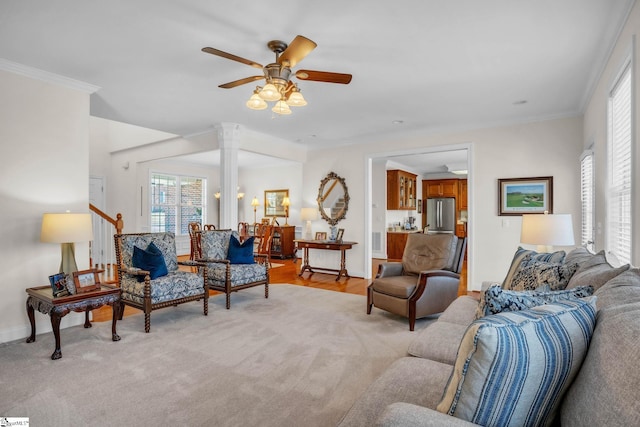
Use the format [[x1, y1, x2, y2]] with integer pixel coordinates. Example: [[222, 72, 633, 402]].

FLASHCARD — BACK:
[[92, 257, 469, 322]]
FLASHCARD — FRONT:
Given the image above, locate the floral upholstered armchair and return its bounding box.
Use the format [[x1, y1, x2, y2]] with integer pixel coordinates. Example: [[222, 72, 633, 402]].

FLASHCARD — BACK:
[[114, 232, 208, 332], [197, 229, 269, 309]]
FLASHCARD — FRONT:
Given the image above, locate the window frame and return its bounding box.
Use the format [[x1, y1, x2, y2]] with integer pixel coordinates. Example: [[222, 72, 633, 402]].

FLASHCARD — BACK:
[[580, 149, 594, 251], [150, 172, 207, 236], [606, 55, 634, 264]]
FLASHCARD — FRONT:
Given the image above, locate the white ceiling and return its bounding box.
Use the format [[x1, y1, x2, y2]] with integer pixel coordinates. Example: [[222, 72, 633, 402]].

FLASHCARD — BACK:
[[0, 0, 634, 160]]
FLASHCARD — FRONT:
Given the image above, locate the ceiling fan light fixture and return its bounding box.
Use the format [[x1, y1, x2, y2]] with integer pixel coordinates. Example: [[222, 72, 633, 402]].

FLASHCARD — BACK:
[[258, 83, 281, 102], [246, 92, 267, 110], [272, 99, 292, 115], [286, 90, 307, 107]]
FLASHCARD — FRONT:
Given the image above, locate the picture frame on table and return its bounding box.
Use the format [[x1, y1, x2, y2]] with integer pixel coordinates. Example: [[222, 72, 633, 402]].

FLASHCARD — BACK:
[[315, 231, 327, 240], [48, 273, 69, 297], [335, 228, 345, 242], [498, 176, 553, 216], [72, 269, 101, 294]]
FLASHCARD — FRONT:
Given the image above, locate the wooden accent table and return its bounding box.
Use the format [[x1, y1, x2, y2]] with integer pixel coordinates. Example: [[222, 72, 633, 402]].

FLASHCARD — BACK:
[[26, 284, 121, 360], [295, 240, 357, 281]]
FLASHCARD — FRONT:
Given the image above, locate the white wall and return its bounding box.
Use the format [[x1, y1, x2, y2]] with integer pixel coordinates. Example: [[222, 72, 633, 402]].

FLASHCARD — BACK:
[[303, 116, 583, 288], [583, 0, 640, 266], [0, 69, 91, 343]]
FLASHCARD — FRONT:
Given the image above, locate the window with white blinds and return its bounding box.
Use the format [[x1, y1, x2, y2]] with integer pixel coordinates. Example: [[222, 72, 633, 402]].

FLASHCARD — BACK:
[[580, 150, 594, 251], [150, 173, 207, 235], [606, 61, 633, 264]]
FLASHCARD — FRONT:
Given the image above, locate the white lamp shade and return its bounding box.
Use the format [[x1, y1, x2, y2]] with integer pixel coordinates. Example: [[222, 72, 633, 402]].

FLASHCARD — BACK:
[[41, 213, 94, 243], [300, 207, 318, 221], [520, 214, 575, 246]]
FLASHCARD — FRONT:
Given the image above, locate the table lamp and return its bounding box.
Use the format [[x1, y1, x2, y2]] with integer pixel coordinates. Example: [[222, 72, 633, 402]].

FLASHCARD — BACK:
[[41, 212, 94, 274], [281, 196, 291, 225], [300, 208, 319, 240], [520, 212, 574, 252], [251, 196, 260, 224]]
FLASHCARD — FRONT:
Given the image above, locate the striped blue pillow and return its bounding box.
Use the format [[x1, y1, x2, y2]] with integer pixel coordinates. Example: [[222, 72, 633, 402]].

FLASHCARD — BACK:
[[437, 297, 597, 427]]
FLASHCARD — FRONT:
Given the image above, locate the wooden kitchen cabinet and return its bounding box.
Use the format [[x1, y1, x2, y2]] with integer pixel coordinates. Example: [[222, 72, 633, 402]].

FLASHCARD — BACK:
[[425, 179, 458, 198], [387, 170, 417, 210], [458, 179, 468, 210], [387, 231, 419, 260]]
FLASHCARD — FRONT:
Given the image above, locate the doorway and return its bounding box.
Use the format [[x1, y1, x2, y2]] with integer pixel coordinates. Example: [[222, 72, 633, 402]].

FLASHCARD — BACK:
[[364, 143, 473, 288]]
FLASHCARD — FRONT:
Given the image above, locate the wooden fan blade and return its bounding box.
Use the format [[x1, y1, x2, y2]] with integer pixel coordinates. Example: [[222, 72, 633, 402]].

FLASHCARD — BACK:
[[202, 47, 263, 69], [219, 76, 265, 89], [295, 70, 352, 84], [278, 35, 317, 67]]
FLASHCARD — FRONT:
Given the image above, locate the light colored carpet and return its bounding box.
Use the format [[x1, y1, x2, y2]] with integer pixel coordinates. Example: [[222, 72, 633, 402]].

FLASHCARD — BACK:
[[0, 284, 434, 427]]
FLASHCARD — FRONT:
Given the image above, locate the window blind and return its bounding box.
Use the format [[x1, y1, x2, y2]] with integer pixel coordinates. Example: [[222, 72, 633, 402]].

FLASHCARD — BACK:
[[606, 62, 632, 264], [580, 150, 594, 250]]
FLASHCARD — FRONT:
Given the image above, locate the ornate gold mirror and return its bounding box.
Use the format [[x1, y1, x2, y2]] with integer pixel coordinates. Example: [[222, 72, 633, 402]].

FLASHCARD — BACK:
[[317, 172, 349, 226]]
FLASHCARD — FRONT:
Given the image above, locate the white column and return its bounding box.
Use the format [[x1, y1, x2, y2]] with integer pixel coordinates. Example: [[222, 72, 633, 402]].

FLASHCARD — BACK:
[[216, 123, 241, 229]]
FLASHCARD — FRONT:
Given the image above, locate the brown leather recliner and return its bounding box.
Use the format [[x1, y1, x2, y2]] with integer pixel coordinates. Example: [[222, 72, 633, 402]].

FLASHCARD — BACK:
[[367, 233, 467, 331]]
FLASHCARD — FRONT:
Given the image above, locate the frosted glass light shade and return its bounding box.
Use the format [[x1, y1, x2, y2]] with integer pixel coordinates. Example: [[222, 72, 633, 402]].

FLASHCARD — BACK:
[[521, 213, 575, 248], [251, 197, 260, 207], [272, 100, 292, 115], [286, 91, 307, 107], [246, 93, 267, 110], [259, 83, 281, 102]]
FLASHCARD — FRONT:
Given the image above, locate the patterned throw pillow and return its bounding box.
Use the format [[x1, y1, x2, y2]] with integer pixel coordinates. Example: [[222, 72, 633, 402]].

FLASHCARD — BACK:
[[502, 247, 566, 288], [438, 297, 597, 427], [508, 254, 578, 291], [475, 284, 594, 319]]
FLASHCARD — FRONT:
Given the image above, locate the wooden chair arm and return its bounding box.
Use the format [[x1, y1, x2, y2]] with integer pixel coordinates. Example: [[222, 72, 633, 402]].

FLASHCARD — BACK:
[[178, 260, 207, 268], [120, 267, 150, 276], [196, 257, 231, 265]]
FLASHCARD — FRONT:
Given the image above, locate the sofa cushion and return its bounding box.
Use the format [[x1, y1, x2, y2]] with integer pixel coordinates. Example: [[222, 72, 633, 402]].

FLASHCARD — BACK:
[[475, 284, 594, 318], [508, 254, 578, 291], [407, 321, 469, 365], [132, 241, 168, 281], [227, 235, 255, 264], [402, 233, 457, 275], [501, 246, 566, 288], [120, 270, 205, 305], [371, 275, 417, 299], [337, 357, 453, 427], [565, 250, 630, 290], [563, 246, 596, 268], [561, 269, 640, 426], [200, 229, 233, 260], [437, 297, 597, 427], [207, 262, 267, 287]]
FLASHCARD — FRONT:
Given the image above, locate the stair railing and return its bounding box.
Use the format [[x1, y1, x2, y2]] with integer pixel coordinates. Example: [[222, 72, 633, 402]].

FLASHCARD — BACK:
[[89, 204, 123, 284]]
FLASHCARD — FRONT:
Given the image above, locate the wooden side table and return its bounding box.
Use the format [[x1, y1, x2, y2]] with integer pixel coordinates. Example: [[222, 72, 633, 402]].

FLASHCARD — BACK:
[[26, 284, 121, 360], [294, 240, 357, 281]]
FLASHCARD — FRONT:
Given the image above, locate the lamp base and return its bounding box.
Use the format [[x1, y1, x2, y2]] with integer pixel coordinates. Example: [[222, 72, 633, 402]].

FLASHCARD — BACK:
[[304, 220, 313, 240], [60, 242, 79, 274]]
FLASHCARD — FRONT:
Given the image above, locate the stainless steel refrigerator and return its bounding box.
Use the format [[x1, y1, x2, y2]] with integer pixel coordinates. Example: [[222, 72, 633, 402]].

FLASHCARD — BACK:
[[426, 197, 456, 233]]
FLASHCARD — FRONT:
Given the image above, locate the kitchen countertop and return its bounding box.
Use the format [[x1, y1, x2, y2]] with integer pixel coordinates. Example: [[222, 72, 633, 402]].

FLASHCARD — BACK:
[[387, 229, 422, 234]]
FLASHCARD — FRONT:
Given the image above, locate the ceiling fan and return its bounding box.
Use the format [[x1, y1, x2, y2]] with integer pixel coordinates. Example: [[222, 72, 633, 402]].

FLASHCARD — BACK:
[[202, 35, 352, 114]]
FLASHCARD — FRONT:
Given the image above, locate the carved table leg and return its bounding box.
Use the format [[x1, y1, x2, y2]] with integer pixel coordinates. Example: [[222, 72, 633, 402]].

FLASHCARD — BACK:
[[336, 248, 349, 281], [26, 298, 36, 343], [50, 313, 62, 360], [111, 302, 121, 342], [84, 309, 92, 328]]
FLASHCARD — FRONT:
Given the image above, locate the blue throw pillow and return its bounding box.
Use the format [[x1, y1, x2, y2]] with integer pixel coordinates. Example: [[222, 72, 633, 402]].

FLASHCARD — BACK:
[[132, 241, 168, 281], [227, 235, 255, 264]]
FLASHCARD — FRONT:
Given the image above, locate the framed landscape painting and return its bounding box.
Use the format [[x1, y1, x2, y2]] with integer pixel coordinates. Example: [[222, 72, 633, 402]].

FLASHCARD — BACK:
[[264, 189, 289, 217], [498, 176, 553, 216]]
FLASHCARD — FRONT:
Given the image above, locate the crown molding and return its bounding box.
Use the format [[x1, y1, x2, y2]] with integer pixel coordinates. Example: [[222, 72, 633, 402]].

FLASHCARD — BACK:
[[0, 58, 100, 94]]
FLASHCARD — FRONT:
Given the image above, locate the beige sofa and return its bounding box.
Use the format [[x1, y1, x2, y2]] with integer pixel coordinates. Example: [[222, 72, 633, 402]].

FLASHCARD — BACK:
[[339, 247, 640, 426]]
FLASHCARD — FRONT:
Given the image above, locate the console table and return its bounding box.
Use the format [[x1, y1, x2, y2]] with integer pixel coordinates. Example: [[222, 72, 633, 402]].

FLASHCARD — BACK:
[[294, 240, 357, 281], [26, 284, 121, 360]]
